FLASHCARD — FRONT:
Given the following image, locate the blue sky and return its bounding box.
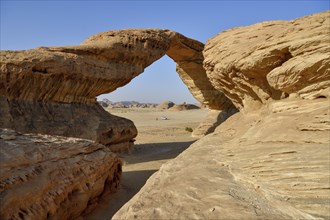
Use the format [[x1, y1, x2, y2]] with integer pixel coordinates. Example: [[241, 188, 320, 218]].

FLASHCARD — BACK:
[[1, 1, 329, 104]]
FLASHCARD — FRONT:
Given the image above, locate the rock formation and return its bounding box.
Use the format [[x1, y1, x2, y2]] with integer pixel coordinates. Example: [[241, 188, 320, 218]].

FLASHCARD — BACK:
[[113, 98, 330, 220], [113, 11, 330, 219], [0, 29, 235, 151], [204, 11, 329, 111], [157, 100, 175, 109], [0, 128, 122, 220], [168, 103, 200, 111]]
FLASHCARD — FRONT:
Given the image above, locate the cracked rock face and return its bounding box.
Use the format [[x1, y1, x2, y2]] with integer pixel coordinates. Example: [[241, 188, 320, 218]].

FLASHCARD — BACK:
[[204, 11, 330, 111], [0, 129, 122, 220]]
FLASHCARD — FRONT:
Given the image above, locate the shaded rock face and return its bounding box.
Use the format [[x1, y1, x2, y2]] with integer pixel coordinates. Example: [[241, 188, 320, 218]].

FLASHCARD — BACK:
[[204, 11, 330, 111], [113, 98, 330, 220], [0, 129, 122, 220], [0, 97, 136, 152], [0, 28, 234, 149], [192, 108, 238, 138]]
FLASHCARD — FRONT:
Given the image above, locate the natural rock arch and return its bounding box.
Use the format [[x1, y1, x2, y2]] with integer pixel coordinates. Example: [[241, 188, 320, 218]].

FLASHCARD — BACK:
[[0, 29, 235, 150]]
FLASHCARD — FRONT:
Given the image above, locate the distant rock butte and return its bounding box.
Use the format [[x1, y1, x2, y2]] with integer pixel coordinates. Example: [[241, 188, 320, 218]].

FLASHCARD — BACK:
[[204, 11, 330, 111], [168, 104, 200, 111], [0, 128, 122, 220], [0, 28, 235, 150], [157, 100, 175, 109]]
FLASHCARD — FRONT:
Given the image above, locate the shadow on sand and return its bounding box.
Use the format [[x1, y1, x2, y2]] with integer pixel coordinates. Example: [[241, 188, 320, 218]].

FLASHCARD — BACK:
[[85, 140, 196, 219], [85, 169, 158, 220], [121, 140, 196, 164]]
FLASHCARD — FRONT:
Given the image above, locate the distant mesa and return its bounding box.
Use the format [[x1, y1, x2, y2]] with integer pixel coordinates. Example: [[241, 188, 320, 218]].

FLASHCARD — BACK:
[[157, 100, 175, 109], [98, 99, 201, 111], [169, 104, 200, 111], [98, 99, 158, 109]]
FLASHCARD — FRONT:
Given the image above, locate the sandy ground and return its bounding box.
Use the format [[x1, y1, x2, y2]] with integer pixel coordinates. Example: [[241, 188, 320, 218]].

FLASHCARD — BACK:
[[84, 108, 208, 220]]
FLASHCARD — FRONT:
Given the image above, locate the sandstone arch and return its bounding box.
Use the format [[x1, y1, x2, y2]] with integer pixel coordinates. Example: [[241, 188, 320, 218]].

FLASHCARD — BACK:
[[0, 29, 235, 150]]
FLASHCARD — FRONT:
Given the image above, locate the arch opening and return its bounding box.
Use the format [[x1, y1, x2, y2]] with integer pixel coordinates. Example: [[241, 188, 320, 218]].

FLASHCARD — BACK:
[[97, 56, 199, 105]]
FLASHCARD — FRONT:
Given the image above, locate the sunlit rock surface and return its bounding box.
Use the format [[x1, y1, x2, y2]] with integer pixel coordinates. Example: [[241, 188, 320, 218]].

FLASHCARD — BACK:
[[204, 11, 330, 111]]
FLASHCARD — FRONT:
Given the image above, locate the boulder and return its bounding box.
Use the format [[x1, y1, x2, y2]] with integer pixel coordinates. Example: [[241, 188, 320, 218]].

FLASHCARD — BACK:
[[0, 129, 122, 220], [204, 11, 330, 111]]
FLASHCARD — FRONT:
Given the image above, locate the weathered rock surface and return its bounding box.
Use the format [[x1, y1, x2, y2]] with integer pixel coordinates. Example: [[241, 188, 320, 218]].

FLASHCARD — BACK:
[[0, 128, 122, 220], [0, 28, 234, 150], [0, 97, 137, 152], [113, 98, 330, 220], [204, 11, 330, 111]]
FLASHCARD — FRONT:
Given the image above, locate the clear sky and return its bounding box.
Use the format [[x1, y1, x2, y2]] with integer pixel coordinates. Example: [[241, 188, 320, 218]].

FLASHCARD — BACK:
[[1, 1, 329, 104]]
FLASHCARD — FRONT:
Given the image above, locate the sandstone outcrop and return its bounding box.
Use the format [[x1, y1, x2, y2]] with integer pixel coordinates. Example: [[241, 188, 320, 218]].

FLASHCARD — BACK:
[[204, 11, 330, 111], [0, 29, 235, 150], [0, 98, 137, 152], [113, 11, 330, 219], [0, 128, 122, 220], [113, 98, 330, 220]]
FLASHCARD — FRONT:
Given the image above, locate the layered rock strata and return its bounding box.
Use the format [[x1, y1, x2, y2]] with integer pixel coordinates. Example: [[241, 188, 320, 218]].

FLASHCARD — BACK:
[[0, 29, 235, 149], [0, 128, 122, 220], [0, 97, 136, 151], [204, 11, 330, 111]]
